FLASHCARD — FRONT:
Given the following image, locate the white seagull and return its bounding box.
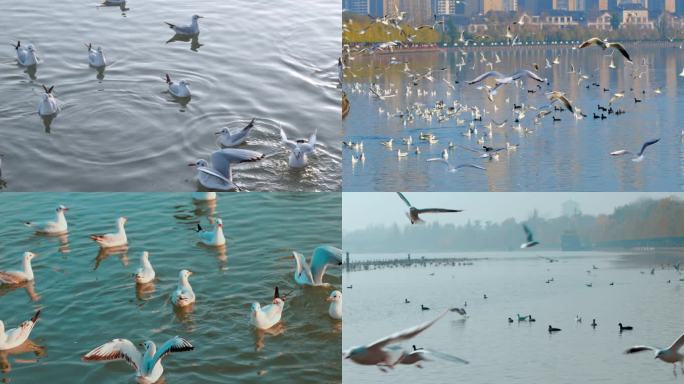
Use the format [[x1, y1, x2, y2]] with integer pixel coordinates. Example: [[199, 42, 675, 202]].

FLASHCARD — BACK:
[[326, 290, 342, 320], [610, 139, 660, 162], [25, 205, 68, 235], [625, 333, 684, 373], [196, 218, 225, 246], [344, 310, 452, 368], [165, 74, 191, 98], [37, 85, 59, 116], [0, 252, 36, 285], [83, 336, 194, 383], [86, 43, 106, 67], [0, 310, 41, 351], [467, 70, 545, 92], [171, 269, 195, 307], [292, 245, 342, 287], [165, 15, 203, 35], [520, 224, 539, 248], [90, 217, 128, 249], [397, 192, 462, 224], [216, 118, 256, 147], [426, 159, 485, 173], [280, 128, 317, 168], [12, 41, 37, 66], [250, 286, 285, 330], [134, 251, 155, 284], [189, 148, 264, 191], [396, 345, 469, 368]]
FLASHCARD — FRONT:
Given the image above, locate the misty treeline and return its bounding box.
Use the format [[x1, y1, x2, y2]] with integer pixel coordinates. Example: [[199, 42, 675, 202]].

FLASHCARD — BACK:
[[343, 197, 684, 252]]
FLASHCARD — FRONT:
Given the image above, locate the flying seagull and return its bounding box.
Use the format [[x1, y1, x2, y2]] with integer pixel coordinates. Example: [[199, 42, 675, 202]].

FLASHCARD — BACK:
[[520, 224, 539, 248], [610, 139, 660, 162], [397, 192, 462, 224], [426, 159, 485, 173], [578, 38, 632, 62], [467, 70, 545, 93], [625, 333, 684, 374]]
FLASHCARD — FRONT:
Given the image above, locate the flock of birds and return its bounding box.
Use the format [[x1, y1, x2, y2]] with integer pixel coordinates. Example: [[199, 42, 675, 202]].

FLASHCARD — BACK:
[[341, 11, 671, 182], [5, 8, 319, 191], [344, 192, 684, 376], [0, 194, 343, 382]]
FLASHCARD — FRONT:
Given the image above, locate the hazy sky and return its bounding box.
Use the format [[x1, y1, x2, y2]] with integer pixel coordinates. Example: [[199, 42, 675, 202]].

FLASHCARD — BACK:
[[343, 192, 681, 231]]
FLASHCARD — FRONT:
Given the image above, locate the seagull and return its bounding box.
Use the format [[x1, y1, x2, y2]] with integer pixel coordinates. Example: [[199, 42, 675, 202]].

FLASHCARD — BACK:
[[396, 192, 462, 224], [608, 92, 624, 105], [426, 159, 485, 173], [189, 148, 264, 191], [467, 70, 545, 92], [546, 91, 574, 113], [520, 224, 539, 248], [280, 128, 316, 168], [165, 15, 203, 35], [625, 333, 684, 373], [396, 344, 469, 368], [37, 85, 59, 116], [0, 310, 41, 351], [12, 41, 37, 66], [90, 217, 128, 248], [251, 287, 285, 330], [216, 118, 256, 147], [134, 251, 155, 284], [0, 252, 37, 285], [610, 139, 660, 162], [24, 205, 68, 235], [171, 269, 195, 307], [578, 37, 632, 62], [344, 309, 451, 368], [165, 74, 191, 98], [197, 218, 225, 246], [327, 290, 342, 320], [85, 43, 106, 67], [292, 245, 342, 287], [83, 336, 194, 383]]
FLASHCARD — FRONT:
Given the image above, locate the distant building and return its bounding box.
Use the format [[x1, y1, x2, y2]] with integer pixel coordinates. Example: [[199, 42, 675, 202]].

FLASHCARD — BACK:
[[587, 11, 614, 28], [347, 0, 370, 14], [436, 0, 458, 14], [369, 0, 384, 16], [384, 0, 433, 25], [620, 4, 655, 27], [484, 0, 518, 12]]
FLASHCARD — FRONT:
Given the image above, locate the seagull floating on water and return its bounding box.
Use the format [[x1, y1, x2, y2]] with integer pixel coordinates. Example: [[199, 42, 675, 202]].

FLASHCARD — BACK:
[[165, 15, 203, 36], [520, 224, 539, 248], [196, 218, 225, 246], [134, 251, 155, 284], [0, 310, 41, 351], [292, 245, 342, 287], [251, 287, 285, 330], [0, 252, 36, 285], [171, 269, 195, 307], [25, 205, 68, 235], [165, 74, 191, 98], [12, 41, 37, 66], [83, 336, 194, 383], [90, 217, 128, 248], [86, 43, 106, 67], [216, 118, 256, 147], [37, 85, 59, 116], [625, 333, 684, 373], [327, 290, 342, 320], [397, 192, 462, 224], [280, 128, 317, 168], [189, 148, 264, 191], [610, 139, 660, 162]]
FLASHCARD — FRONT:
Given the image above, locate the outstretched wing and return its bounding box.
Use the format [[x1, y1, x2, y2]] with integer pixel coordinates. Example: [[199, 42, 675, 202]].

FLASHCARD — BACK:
[[83, 339, 142, 372], [467, 71, 504, 85], [210, 148, 264, 178], [293, 251, 314, 284], [667, 333, 684, 352], [300, 130, 317, 153], [578, 37, 605, 49], [624, 346, 657, 354], [415, 208, 463, 215], [367, 310, 450, 351], [637, 139, 659, 156], [523, 224, 534, 242], [512, 69, 544, 82], [197, 166, 233, 185], [279, 128, 298, 150], [396, 192, 412, 208], [145, 336, 194, 374], [608, 42, 632, 62], [310, 245, 343, 285]]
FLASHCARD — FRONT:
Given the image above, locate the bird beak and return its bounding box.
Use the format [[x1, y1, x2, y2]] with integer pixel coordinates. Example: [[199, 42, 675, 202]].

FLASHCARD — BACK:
[[188, 163, 197, 167], [214, 132, 222, 135], [198, 15, 204, 18], [325, 297, 334, 302], [188, 271, 193, 275]]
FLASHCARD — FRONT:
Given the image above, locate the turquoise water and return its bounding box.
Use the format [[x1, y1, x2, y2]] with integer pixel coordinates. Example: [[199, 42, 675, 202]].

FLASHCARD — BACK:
[[0, 193, 341, 383]]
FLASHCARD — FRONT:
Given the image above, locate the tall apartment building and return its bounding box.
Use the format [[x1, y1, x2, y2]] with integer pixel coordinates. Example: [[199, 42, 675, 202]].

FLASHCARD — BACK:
[[383, 0, 433, 25], [435, 0, 458, 14]]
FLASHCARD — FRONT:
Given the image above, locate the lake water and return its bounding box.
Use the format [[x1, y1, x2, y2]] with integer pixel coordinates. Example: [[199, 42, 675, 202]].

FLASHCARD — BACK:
[[0, 192, 341, 383], [0, 0, 341, 191], [343, 45, 684, 191], [343, 250, 684, 383]]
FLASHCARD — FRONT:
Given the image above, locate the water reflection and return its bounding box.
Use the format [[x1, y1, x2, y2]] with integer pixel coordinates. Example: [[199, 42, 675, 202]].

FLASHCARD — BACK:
[[165, 34, 203, 52], [40, 113, 57, 133], [23, 65, 37, 81], [135, 281, 155, 301], [0, 340, 46, 374], [0, 281, 40, 302], [253, 322, 285, 352], [93, 247, 129, 270]]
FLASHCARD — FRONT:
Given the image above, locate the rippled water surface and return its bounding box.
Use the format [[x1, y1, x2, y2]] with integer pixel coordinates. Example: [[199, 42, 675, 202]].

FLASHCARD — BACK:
[[0, 193, 341, 383], [0, 0, 341, 191], [343, 45, 684, 191], [343, 251, 684, 383]]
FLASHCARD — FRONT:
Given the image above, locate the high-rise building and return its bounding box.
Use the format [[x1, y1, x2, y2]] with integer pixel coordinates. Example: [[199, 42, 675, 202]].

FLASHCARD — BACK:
[[383, 0, 433, 25], [436, 0, 458, 14], [369, 0, 384, 16], [348, 0, 370, 14]]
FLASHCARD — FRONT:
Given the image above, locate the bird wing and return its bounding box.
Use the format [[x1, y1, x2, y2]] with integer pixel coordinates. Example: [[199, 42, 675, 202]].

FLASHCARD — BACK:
[[210, 148, 264, 177], [293, 251, 314, 284], [279, 128, 299, 150], [467, 71, 504, 85], [415, 208, 463, 215], [197, 166, 233, 185], [426, 158, 450, 166], [625, 346, 658, 354], [423, 348, 469, 364], [607, 42, 632, 62], [145, 336, 194, 374], [609, 149, 630, 156], [667, 333, 684, 352], [366, 310, 450, 351], [523, 224, 534, 242], [299, 130, 317, 153], [454, 163, 486, 171], [579, 37, 605, 49], [0, 271, 25, 284], [396, 192, 412, 208], [310, 246, 342, 285], [637, 138, 660, 156], [240, 118, 256, 133], [83, 339, 142, 372], [513, 69, 544, 82]]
